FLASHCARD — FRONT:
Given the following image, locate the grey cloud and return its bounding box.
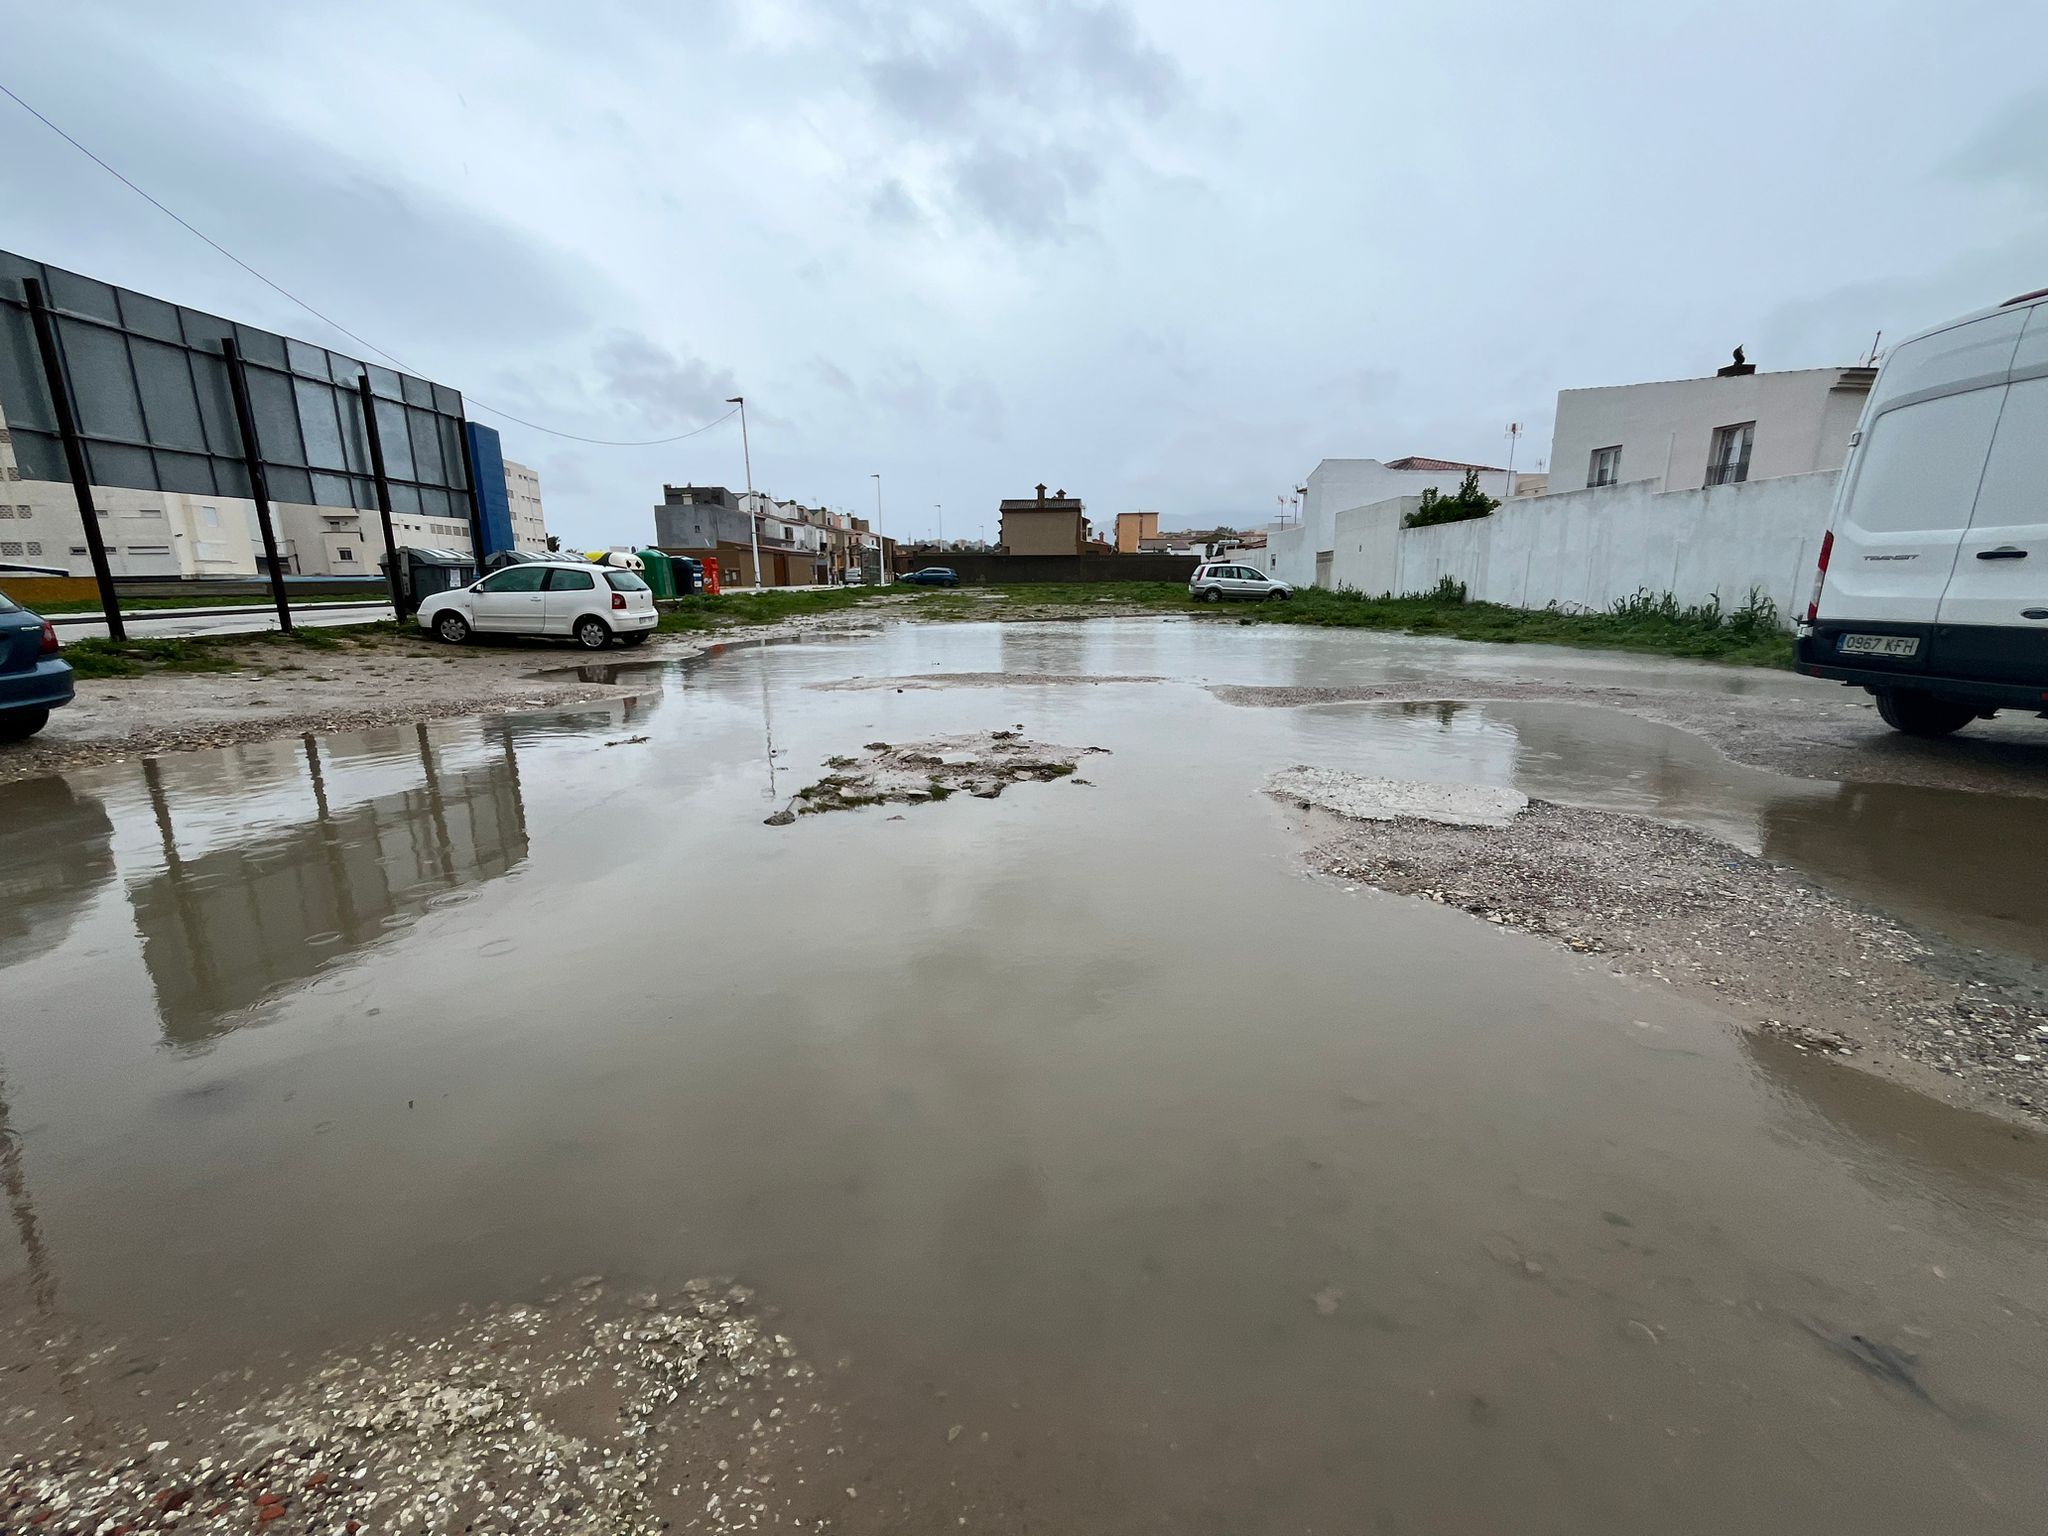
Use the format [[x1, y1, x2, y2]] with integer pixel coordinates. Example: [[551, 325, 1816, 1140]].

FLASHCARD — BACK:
[[835, 0, 1183, 243], [591, 334, 740, 428], [814, 355, 860, 397], [867, 178, 925, 229], [850, 0, 1179, 123], [947, 139, 1102, 242]]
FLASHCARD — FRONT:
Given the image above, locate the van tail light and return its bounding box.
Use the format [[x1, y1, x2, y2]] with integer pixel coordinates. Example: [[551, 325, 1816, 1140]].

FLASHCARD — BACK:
[[1806, 530, 1834, 624], [611, 592, 627, 611], [39, 619, 60, 655]]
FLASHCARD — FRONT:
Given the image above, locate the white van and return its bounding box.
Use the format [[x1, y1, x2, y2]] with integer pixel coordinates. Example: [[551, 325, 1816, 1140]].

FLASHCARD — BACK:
[[1796, 285, 2048, 735]]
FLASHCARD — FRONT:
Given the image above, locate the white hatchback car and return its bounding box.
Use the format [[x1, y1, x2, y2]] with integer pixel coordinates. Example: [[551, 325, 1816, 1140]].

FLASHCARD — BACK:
[[1189, 561, 1293, 602], [418, 561, 659, 649]]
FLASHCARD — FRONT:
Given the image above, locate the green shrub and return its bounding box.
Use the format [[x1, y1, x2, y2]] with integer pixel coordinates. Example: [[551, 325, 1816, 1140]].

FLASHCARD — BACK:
[[1402, 470, 1500, 529]]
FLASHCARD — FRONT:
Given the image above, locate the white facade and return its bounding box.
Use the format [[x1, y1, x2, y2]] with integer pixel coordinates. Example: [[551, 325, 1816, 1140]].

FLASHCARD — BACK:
[[1270, 458, 1516, 587], [1320, 470, 1837, 626], [11, 479, 260, 577], [11, 473, 473, 579], [504, 458, 549, 552], [1548, 366, 1873, 495]]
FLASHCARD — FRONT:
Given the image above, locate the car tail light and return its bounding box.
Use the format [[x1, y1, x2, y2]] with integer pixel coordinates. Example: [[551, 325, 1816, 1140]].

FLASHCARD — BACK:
[[611, 592, 627, 610], [1805, 529, 1834, 624], [38, 619, 60, 655]]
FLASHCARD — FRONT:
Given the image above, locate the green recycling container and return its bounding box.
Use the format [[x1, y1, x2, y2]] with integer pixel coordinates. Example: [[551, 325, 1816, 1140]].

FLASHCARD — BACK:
[[635, 549, 677, 600]]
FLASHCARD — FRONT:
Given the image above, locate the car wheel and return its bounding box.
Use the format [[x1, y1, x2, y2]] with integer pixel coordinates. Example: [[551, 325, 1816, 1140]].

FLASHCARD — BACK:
[[621, 631, 650, 647], [1201, 587, 1223, 603], [1873, 687, 1979, 737], [435, 611, 472, 644], [0, 707, 51, 743], [1265, 588, 1288, 601], [574, 616, 612, 649]]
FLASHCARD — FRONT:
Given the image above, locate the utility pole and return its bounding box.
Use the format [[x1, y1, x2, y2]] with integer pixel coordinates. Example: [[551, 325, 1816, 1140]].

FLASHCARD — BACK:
[[221, 337, 294, 633], [726, 396, 761, 590], [357, 376, 406, 618], [1505, 423, 1520, 497], [870, 473, 884, 582], [22, 278, 122, 639], [934, 502, 943, 550]]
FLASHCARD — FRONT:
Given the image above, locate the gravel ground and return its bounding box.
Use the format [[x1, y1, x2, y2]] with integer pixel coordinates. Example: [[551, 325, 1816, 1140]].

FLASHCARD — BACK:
[[2, 1280, 857, 1536], [1285, 797, 2048, 1125], [0, 617, 874, 787]]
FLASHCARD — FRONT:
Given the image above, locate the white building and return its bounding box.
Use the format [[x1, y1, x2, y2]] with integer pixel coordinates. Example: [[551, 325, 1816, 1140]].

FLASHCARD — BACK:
[[1547, 359, 1875, 495], [504, 459, 550, 552], [1268, 456, 1516, 588]]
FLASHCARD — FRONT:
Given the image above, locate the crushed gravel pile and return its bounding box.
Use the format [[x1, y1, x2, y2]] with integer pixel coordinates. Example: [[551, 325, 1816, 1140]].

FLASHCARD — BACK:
[[3, 1280, 836, 1536], [1297, 799, 2048, 1122], [1267, 766, 1527, 827]]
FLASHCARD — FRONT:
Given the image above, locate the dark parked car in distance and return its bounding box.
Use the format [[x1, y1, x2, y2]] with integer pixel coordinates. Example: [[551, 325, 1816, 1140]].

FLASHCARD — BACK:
[[0, 593, 74, 741], [900, 567, 960, 587]]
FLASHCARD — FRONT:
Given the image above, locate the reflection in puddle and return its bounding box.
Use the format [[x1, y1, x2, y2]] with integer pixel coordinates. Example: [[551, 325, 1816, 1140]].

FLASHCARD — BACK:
[[128, 726, 531, 1049]]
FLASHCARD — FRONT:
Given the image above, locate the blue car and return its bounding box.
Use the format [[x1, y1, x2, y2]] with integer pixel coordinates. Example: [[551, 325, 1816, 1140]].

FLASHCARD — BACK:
[[0, 593, 74, 741], [900, 567, 960, 587]]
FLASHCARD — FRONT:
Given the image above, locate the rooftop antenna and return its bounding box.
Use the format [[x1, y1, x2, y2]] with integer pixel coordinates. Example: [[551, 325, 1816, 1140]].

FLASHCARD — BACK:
[[1864, 330, 1883, 367]]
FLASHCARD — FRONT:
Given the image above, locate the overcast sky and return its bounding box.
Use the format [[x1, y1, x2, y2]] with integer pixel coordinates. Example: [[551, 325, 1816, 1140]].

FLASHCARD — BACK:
[[5, 0, 2044, 546]]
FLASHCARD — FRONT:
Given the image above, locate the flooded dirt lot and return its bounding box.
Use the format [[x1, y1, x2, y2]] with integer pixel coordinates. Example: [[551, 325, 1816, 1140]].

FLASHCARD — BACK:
[[5, 620, 2048, 1533]]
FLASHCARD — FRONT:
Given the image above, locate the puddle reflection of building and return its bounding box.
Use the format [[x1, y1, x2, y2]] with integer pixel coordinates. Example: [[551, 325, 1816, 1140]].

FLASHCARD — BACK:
[[0, 780, 116, 970], [128, 721, 532, 1048]]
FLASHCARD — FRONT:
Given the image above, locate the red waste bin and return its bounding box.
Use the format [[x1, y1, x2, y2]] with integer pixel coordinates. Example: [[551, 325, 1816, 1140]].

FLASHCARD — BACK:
[[701, 557, 721, 596]]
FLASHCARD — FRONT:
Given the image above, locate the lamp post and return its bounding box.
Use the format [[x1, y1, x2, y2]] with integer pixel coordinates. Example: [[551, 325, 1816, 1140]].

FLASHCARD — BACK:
[[933, 502, 943, 550], [870, 472, 883, 582], [726, 395, 761, 590]]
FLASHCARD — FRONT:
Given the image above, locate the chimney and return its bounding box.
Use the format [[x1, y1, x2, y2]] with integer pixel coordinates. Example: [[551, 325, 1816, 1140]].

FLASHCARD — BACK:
[[1036, 482, 1047, 503], [1056, 488, 1065, 499]]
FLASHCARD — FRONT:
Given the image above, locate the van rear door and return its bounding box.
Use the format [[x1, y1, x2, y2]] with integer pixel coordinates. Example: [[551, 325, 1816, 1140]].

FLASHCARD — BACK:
[[1814, 307, 2025, 670], [1931, 305, 2048, 685]]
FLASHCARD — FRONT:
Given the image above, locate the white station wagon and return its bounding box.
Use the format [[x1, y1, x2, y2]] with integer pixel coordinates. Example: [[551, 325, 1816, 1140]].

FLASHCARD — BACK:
[[418, 561, 659, 649]]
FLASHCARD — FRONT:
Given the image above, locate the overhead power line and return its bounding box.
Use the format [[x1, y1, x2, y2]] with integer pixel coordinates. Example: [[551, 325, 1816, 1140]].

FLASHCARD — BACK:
[[0, 78, 738, 449]]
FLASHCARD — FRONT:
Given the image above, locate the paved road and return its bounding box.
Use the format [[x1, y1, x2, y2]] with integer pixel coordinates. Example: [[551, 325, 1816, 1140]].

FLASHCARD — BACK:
[[52, 600, 396, 641]]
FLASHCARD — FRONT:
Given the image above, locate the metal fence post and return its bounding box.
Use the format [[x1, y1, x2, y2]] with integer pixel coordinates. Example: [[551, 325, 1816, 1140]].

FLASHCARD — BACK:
[[21, 278, 123, 641], [356, 375, 407, 618], [219, 337, 294, 634]]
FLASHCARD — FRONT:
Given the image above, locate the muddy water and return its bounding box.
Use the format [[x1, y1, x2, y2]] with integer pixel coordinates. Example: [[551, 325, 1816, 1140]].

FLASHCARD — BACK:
[[5, 621, 2048, 1532]]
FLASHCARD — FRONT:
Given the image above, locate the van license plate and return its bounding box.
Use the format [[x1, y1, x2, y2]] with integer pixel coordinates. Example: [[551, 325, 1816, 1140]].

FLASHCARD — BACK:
[[1839, 634, 1919, 657]]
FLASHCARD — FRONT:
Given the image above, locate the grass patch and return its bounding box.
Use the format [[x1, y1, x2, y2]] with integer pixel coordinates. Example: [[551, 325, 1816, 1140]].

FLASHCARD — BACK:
[[60, 622, 391, 680], [649, 576, 1791, 669], [1241, 581, 1792, 667]]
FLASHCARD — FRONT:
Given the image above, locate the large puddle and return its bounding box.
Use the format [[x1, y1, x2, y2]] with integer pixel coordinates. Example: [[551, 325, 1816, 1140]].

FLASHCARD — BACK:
[[5, 620, 2048, 1532]]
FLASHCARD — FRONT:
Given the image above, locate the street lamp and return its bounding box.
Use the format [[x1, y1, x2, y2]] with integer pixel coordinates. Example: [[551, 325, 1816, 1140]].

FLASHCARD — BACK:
[[726, 395, 761, 590], [934, 502, 943, 550], [870, 472, 884, 582]]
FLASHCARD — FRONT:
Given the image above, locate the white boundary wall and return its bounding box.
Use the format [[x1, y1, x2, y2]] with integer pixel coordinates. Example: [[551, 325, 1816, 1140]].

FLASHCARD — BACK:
[[1320, 470, 1837, 627]]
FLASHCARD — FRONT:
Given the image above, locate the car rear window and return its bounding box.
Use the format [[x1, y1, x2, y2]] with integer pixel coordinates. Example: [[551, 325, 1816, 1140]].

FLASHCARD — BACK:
[[604, 571, 650, 592], [0, 594, 18, 614]]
